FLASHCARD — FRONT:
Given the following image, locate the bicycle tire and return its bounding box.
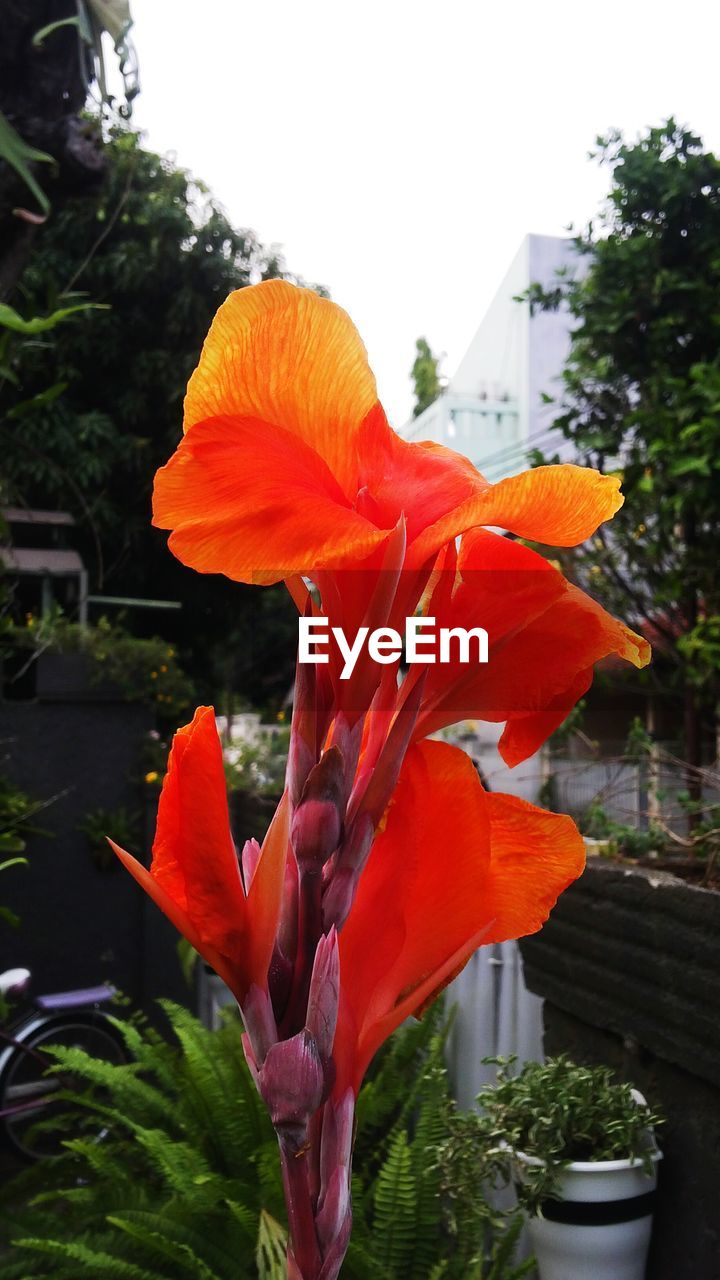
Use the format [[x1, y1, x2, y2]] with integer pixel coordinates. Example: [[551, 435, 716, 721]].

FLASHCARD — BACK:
[[0, 1008, 127, 1159]]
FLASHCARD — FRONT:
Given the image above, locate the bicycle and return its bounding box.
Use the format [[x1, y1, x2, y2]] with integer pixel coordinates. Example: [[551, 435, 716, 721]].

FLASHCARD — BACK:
[[0, 966, 127, 1159]]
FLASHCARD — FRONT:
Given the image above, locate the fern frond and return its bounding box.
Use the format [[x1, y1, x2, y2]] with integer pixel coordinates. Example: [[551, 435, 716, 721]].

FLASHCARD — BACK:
[[373, 1131, 417, 1275], [12, 1236, 162, 1278], [256, 1210, 287, 1280], [107, 1213, 224, 1280]]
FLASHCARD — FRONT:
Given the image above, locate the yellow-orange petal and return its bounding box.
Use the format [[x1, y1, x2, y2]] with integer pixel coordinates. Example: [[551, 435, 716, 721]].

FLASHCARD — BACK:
[[410, 464, 624, 566], [184, 280, 379, 496], [153, 415, 390, 583], [481, 792, 585, 944]]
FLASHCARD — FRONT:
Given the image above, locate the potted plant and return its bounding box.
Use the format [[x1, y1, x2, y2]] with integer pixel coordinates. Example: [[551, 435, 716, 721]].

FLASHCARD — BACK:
[[440, 1056, 663, 1280]]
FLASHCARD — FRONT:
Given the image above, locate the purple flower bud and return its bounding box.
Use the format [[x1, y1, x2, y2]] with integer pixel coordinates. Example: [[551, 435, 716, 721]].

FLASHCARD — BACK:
[[268, 943, 293, 1021], [241, 1032, 260, 1089], [287, 613, 318, 807], [349, 669, 426, 829], [241, 837, 261, 891], [316, 1167, 350, 1254], [277, 846, 299, 962], [241, 983, 277, 1065], [328, 712, 364, 804], [306, 928, 339, 1063], [321, 865, 359, 932], [317, 1216, 353, 1280], [319, 1088, 354, 1199], [258, 1029, 324, 1147], [338, 812, 375, 874], [292, 747, 345, 869]]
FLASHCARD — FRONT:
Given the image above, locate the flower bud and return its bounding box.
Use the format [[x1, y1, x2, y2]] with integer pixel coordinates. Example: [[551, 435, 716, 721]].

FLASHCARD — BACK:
[[241, 983, 277, 1065], [287, 615, 318, 807], [321, 865, 358, 932], [292, 747, 345, 869], [241, 837, 261, 891], [319, 1088, 354, 1199], [258, 1029, 324, 1146], [306, 928, 339, 1063], [316, 1167, 350, 1255]]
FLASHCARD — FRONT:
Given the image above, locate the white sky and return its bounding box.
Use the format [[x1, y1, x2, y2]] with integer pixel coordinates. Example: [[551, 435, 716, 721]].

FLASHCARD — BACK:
[[127, 0, 720, 427]]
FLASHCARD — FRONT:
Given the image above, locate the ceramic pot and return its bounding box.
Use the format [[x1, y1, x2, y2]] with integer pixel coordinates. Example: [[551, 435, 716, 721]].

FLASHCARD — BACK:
[[520, 1148, 662, 1280]]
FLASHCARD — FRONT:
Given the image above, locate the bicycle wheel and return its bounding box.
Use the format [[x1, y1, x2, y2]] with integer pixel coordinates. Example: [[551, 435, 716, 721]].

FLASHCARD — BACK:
[[0, 1010, 127, 1159]]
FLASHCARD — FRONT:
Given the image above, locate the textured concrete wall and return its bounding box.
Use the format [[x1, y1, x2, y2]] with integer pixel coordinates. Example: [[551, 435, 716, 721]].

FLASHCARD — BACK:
[[520, 860, 720, 1280]]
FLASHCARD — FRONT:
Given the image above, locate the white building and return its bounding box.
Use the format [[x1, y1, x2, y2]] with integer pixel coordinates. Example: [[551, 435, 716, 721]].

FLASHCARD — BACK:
[[402, 233, 578, 483], [408, 237, 582, 1100]]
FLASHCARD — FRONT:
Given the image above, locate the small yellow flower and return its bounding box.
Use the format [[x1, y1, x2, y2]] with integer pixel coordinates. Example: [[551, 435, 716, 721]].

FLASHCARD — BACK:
[[160, 664, 168, 673], [145, 771, 159, 784], [150, 671, 158, 679]]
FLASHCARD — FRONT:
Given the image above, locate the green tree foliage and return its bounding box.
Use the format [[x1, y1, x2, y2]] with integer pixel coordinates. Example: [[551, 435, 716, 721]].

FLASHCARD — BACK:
[[411, 336, 444, 418], [0, 1002, 530, 1280], [1, 127, 309, 708], [528, 121, 720, 787]]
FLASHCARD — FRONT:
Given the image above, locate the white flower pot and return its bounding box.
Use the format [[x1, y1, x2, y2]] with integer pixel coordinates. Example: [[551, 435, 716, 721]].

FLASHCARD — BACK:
[[521, 1148, 662, 1280]]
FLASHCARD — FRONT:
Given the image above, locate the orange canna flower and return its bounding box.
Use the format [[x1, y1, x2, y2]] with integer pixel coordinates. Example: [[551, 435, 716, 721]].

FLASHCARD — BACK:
[[109, 707, 289, 1003], [120, 280, 654, 1280], [333, 738, 584, 1096], [152, 280, 624, 586]]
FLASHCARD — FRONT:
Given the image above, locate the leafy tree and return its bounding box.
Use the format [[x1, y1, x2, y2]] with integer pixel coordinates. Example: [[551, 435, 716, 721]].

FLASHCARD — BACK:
[[528, 120, 720, 800], [410, 336, 444, 418], [1, 127, 312, 709]]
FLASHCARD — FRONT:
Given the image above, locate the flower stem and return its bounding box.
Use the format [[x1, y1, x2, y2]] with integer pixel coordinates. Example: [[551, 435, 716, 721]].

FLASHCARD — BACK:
[[280, 1134, 322, 1278]]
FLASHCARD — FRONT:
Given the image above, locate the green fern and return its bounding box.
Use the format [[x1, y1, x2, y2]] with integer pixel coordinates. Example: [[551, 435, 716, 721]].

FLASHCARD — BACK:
[[372, 1130, 417, 1275], [0, 998, 531, 1280], [256, 1210, 287, 1280]]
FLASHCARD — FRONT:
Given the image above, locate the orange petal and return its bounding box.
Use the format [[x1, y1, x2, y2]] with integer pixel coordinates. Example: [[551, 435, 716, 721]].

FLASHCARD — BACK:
[[152, 707, 249, 964], [246, 790, 290, 986], [153, 415, 389, 582], [184, 280, 379, 496], [498, 668, 593, 768], [107, 838, 239, 995], [336, 740, 493, 1093], [492, 586, 649, 766], [481, 792, 585, 944], [357, 407, 490, 547], [414, 532, 650, 761], [410, 464, 624, 566], [336, 741, 586, 1093]]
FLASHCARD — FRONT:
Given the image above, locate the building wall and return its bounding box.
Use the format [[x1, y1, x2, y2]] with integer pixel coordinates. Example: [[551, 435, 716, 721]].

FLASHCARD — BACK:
[[403, 233, 580, 482]]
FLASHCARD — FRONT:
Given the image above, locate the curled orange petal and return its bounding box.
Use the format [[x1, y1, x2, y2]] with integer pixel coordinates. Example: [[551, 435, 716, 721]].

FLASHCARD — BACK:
[[411, 464, 624, 566], [414, 530, 650, 763]]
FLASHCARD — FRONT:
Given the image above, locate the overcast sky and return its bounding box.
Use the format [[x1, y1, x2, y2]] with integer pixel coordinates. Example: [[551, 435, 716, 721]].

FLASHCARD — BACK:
[[127, 0, 720, 426]]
